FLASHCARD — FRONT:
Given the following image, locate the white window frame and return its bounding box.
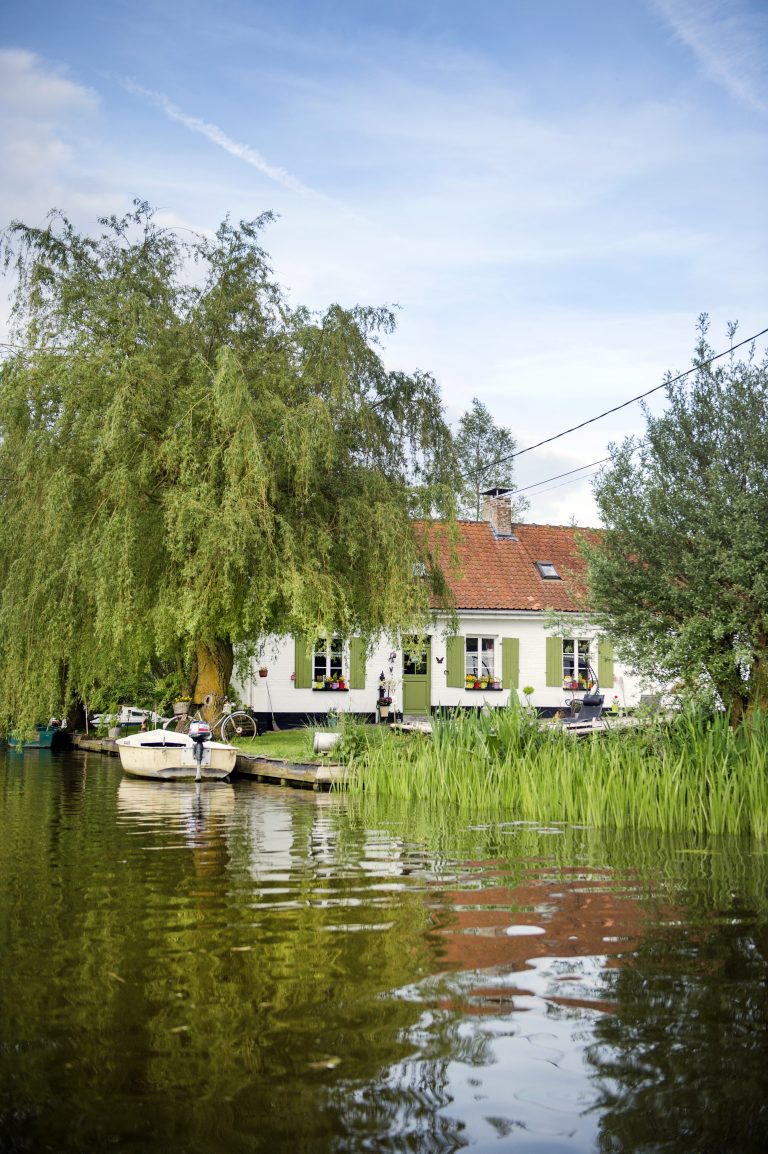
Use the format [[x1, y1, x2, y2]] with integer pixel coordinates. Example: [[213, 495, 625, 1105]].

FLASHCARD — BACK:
[[465, 636, 496, 681], [562, 638, 592, 688], [313, 637, 344, 685]]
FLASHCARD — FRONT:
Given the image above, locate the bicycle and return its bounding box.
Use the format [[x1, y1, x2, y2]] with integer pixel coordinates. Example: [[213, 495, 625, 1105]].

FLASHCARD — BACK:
[[162, 697, 258, 742]]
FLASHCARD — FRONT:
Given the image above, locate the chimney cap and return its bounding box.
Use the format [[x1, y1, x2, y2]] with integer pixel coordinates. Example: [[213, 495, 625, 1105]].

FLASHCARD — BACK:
[[480, 486, 514, 498]]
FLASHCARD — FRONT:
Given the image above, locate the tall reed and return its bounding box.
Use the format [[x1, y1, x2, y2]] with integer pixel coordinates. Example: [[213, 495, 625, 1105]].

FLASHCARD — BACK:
[[343, 708, 768, 836]]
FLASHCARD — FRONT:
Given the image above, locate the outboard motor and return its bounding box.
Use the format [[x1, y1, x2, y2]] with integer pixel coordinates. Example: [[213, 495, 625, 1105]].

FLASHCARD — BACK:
[[188, 720, 212, 781]]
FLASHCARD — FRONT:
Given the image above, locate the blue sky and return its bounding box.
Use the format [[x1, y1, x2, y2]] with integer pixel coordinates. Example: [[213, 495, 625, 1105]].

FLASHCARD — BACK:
[[1, 0, 766, 523]]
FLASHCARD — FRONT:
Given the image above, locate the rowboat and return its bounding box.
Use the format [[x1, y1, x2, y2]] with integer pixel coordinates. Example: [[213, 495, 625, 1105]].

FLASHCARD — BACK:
[[115, 726, 237, 781]]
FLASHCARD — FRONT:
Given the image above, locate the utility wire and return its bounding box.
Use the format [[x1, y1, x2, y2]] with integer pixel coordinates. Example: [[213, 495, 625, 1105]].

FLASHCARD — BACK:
[[508, 456, 611, 496], [484, 324, 768, 472], [519, 468, 605, 499]]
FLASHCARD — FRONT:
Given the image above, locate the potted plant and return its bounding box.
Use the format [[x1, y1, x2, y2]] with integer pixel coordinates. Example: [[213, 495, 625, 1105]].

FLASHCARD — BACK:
[[173, 698, 191, 716], [258, 666, 268, 678], [377, 696, 392, 721]]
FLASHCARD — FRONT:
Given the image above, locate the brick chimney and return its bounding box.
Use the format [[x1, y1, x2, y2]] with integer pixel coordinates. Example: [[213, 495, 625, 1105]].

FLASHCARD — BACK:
[[480, 487, 515, 537]]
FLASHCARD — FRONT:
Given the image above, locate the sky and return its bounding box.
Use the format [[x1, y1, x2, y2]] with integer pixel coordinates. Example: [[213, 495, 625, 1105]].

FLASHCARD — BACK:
[[1, 0, 766, 524]]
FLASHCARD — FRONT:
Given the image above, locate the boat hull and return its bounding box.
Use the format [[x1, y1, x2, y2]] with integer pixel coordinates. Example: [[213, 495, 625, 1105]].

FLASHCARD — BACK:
[[115, 730, 237, 781], [8, 725, 71, 751]]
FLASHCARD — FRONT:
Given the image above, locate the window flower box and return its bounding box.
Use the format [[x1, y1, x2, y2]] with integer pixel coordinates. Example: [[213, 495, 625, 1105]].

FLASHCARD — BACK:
[[313, 679, 349, 691]]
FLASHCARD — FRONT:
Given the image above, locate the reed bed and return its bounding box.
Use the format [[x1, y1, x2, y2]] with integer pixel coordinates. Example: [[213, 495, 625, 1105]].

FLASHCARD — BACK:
[[342, 708, 768, 837]]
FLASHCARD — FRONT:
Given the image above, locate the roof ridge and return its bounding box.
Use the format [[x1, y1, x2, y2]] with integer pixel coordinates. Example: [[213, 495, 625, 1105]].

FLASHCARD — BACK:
[[517, 522, 603, 531]]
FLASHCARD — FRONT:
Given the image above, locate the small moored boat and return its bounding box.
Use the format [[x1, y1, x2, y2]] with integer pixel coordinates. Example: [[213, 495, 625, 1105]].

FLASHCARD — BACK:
[[115, 725, 237, 781], [8, 723, 71, 752]]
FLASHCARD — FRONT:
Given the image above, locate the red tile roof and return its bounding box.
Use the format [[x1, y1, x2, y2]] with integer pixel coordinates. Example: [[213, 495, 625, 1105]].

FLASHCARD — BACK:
[[419, 520, 600, 612]]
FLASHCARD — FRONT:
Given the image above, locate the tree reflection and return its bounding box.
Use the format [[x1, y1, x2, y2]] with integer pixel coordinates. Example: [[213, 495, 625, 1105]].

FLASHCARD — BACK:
[[588, 900, 768, 1152], [4, 759, 768, 1152]]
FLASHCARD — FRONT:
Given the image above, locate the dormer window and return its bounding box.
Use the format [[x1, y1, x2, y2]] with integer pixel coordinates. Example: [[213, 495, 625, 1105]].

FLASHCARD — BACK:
[[536, 561, 560, 580]]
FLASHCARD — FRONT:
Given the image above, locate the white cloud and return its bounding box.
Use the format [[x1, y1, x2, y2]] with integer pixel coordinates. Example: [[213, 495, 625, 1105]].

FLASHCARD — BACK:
[[0, 48, 98, 116], [652, 0, 768, 115], [0, 49, 100, 219], [124, 81, 317, 196]]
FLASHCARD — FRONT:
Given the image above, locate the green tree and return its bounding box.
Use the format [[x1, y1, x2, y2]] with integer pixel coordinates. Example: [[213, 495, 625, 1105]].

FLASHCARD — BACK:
[[0, 202, 458, 732], [586, 317, 768, 724], [454, 397, 528, 521]]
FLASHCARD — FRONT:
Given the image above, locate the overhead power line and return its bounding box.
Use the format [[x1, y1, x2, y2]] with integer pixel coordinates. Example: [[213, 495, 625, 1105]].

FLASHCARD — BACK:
[[486, 324, 768, 471], [508, 456, 611, 497], [519, 468, 605, 499]]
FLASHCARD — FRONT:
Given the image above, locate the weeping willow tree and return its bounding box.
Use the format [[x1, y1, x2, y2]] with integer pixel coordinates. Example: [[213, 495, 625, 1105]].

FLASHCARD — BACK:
[[0, 201, 458, 732]]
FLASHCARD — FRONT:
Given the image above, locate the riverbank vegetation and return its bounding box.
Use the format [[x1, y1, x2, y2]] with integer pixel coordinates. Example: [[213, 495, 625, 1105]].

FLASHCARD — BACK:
[[587, 317, 768, 726], [339, 709, 768, 837]]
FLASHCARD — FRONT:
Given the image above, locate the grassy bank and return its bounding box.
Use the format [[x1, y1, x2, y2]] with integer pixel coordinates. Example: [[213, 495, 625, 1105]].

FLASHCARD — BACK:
[[235, 724, 392, 764], [342, 709, 768, 837]]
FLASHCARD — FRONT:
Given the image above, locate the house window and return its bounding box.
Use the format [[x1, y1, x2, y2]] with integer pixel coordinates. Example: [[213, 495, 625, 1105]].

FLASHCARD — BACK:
[[536, 561, 560, 579], [563, 639, 591, 687], [403, 637, 429, 676], [313, 638, 343, 683], [465, 637, 495, 680]]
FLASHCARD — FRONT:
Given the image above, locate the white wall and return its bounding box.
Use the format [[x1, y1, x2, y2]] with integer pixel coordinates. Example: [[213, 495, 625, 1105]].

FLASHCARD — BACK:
[[233, 635, 400, 720], [233, 618, 646, 716], [428, 615, 645, 712]]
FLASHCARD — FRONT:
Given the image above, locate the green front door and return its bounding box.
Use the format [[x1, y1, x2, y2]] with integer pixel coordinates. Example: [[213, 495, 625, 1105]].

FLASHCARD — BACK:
[[402, 637, 431, 715]]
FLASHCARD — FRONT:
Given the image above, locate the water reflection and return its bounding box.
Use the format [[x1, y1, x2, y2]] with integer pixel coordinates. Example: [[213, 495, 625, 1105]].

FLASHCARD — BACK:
[[117, 778, 235, 821], [1, 753, 768, 1152]]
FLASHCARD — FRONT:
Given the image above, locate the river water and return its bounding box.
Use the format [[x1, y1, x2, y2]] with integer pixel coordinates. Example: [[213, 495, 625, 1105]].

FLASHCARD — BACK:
[[1, 747, 767, 1153]]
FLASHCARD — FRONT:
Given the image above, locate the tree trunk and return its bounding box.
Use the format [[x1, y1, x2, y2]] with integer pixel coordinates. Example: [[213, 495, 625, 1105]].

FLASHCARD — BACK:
[[192, 638, 234, 723], [66, 698, 87, 732], [742, 644, 768, 727]]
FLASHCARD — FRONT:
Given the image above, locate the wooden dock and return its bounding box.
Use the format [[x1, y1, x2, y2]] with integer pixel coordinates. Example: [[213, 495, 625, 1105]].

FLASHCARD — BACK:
[[72, 734, 345, 791]]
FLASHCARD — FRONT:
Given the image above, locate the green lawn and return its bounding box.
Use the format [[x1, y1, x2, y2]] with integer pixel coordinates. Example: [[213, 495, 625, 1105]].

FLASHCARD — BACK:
[[234, 726, 331, 763], [234, 723, 394, 763]]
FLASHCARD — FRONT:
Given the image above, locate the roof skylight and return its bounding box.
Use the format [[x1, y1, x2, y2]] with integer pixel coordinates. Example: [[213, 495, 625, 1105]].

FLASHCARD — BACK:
[[536, 561, 560, 580]]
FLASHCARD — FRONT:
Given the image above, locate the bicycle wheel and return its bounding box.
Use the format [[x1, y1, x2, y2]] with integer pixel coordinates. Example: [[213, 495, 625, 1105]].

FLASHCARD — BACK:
[[162, 714, 191, 733], [220, 711, 257, 742]]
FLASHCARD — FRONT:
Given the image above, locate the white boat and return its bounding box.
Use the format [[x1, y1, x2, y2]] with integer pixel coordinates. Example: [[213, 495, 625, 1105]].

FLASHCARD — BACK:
[[115, 727, 237, 781]]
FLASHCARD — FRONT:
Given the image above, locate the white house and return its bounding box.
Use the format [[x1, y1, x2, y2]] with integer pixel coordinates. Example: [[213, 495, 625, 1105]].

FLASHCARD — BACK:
[[233, 492, 643, 726]]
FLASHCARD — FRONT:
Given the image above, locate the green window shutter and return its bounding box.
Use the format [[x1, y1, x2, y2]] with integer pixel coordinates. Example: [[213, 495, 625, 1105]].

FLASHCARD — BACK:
[[446, 635, 465, 688], [545, 637, 563, 687], [598, 637, 615, 689], [294, 637, 313, 688], [349, 637, 366, 690], [501, 637, 519, 690]]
